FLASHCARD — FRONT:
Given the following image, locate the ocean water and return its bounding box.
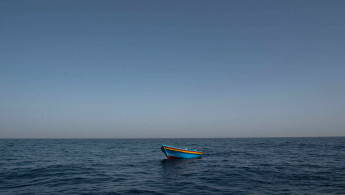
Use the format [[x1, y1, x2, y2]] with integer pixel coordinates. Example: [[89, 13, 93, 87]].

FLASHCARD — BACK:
[[0, 137, 344, 194]]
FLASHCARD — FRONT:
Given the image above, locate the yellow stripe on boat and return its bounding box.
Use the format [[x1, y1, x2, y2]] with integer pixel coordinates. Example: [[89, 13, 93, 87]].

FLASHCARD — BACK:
[[165, 146, 203, 154]]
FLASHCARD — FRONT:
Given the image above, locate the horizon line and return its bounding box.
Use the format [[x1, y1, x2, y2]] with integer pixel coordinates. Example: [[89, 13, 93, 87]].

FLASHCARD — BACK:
[[1, 136, 344, 139]]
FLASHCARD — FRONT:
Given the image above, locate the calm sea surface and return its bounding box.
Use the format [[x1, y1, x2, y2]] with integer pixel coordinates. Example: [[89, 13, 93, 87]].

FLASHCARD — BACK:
[[0, 137, 344, 194]]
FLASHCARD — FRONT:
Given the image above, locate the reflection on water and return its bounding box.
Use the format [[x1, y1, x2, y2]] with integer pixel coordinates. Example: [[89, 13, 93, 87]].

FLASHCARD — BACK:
[[160, 158, 201, 178]]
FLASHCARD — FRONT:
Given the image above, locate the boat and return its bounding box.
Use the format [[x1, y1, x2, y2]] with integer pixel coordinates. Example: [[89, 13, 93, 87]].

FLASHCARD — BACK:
[[161, 144, 203, 159]]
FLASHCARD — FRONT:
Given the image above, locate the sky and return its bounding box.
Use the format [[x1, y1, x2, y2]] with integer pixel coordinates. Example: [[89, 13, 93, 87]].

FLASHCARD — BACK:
[[1, 0, 345, 138]]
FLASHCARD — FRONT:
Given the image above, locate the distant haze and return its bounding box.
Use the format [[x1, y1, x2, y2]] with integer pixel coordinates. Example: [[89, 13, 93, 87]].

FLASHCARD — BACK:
[[1, 0, 345, 138]]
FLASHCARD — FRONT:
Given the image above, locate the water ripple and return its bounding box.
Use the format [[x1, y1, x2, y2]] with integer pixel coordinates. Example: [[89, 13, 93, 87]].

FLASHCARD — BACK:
[[0, 138, 344, 194]]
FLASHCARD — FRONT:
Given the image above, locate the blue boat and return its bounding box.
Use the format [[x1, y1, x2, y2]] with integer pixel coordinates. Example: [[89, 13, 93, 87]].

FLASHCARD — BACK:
[[161, 145, 203, 159]]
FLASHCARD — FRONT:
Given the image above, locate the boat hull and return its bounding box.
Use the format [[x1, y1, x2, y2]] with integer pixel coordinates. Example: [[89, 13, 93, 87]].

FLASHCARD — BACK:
[[161, 145, 203, 159]]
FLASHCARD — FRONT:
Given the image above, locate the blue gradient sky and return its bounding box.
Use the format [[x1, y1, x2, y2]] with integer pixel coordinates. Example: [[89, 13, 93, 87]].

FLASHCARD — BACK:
[[1, 0, 345, 138]]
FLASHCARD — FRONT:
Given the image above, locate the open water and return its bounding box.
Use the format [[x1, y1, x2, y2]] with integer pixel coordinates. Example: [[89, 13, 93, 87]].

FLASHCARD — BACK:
[[0, 137, 344, 194]]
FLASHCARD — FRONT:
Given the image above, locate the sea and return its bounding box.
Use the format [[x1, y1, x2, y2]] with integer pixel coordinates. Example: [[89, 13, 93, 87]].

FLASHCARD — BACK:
[[0, 137, 344, 194]]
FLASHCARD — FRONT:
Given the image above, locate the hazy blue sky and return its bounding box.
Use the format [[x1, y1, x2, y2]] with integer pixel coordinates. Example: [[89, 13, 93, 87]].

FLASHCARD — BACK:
[[1, 0, 345, 138]]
